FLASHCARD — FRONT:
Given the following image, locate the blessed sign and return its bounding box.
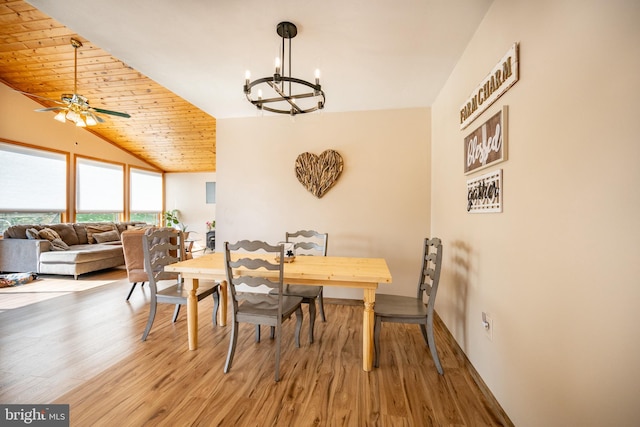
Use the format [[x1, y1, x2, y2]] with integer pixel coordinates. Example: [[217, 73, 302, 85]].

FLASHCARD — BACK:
[[460, 43, 519, 130], [464, 106, 507, 174]]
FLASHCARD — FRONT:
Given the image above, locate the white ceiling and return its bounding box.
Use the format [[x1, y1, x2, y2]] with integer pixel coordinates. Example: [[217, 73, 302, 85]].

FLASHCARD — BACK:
[[26, 0, 493, 119]]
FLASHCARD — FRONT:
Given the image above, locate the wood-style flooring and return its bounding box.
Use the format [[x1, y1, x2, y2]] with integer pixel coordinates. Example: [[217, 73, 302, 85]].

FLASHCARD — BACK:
[[0, 269, 513, 426]]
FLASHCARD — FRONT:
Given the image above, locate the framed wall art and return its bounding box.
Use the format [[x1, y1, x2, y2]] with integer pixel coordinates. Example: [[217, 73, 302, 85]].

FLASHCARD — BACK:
[[467, 169, 502, 213], [295, 149, 343, 198], [464, 106, 508, 175], [459, 42, 518, 129]]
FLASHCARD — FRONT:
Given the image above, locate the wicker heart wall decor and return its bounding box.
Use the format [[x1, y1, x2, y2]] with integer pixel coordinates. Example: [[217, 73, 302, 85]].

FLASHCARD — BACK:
[[295, 149, 344, 198]]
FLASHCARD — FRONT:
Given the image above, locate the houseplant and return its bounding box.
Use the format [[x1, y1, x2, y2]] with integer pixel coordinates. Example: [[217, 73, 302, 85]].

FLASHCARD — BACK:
[[163, 209, 187, 231]]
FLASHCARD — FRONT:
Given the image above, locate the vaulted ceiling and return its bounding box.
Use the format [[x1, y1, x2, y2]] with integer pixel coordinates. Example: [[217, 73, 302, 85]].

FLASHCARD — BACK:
[[1, 0, 494, 173], [0, 0, 216, 172]]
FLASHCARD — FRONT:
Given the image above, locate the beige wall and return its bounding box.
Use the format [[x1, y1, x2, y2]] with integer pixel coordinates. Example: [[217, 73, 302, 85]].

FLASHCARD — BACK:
[[216, 108, 431, 299], [431, 0, 640, 425], [165, 172, 217, 250]]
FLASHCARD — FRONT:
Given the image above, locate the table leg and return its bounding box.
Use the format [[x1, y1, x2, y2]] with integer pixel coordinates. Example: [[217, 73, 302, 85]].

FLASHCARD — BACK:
[[363, 288, 376, 371], [217, 280, 228, 326], [184, 277, 199, 350]]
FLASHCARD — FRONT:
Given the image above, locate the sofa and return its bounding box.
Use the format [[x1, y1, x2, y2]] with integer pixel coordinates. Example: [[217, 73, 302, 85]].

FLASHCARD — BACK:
[[0, 222, 146, 279]]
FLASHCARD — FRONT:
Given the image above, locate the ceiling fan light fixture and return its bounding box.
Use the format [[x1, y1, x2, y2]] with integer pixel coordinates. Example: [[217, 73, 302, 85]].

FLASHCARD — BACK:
[[85, 114, 98, 126], [66, 110, 78, 122], [54, 111, 66, 123], [33, 38, 130, 126], [244, 21, 325, 115]]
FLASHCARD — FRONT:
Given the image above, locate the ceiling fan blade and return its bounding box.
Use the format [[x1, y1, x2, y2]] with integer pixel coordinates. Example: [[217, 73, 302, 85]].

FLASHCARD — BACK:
[[16, 90, 65, 105], [92, 107, 131, 118], [35, 107, 65, 112]]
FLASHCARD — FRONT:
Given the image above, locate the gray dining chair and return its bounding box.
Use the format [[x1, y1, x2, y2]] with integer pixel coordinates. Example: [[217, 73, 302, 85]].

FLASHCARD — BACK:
[[279, 230, 328, 343], [141, 227, 220, 341], [223, 240, 304, 382], [373, 237, 444, 375]]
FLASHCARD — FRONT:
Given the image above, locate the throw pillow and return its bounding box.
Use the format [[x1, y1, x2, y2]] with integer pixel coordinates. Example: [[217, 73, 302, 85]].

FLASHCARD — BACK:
[[93, 230, 120, 243], [86, 224, 117, 244], [26, 228, 40, 240], [49, 224, 80, 246], [127, 224, 153, 231], [38, 227, 62, 241], [49, 238, 70, 251]]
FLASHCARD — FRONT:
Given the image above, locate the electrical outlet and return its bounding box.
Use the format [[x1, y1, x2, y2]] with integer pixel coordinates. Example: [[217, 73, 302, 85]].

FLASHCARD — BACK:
[[482, 312, 493, 341]]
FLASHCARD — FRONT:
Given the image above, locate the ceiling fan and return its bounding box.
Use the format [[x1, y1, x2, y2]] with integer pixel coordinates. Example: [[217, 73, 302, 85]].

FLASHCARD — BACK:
[[27, 38, 131, 127]]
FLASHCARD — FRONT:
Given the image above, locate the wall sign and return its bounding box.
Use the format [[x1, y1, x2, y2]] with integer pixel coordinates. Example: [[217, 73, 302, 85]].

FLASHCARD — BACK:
[[467, 169, 502, 213], [460, 43, 519, 130], [464, 106, 508, 174]]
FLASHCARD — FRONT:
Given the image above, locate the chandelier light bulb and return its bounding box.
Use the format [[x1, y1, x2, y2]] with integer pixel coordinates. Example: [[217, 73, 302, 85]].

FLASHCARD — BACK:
[[275, 57, 281, 75]]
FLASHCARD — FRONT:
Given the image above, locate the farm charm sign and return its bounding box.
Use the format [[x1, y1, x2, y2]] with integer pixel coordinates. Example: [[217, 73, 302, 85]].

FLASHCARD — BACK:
[[467, 169, 502, 213], [464, 106, 507, 174], [460, 43, 519, 129], [295, 149, 344, 198]]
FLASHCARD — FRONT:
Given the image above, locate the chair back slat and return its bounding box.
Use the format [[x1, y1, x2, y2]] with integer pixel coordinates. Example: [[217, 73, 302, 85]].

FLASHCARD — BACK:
[[142, 228, 182, 286], [229, 257, 281, 271], [286, 230, 328, 256], [417, 238, 443, 301], [224, 240, 284, 301]]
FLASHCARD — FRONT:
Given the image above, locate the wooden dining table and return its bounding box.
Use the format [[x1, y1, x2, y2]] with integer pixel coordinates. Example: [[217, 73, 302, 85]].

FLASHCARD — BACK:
[[164, 251, 393, 371]]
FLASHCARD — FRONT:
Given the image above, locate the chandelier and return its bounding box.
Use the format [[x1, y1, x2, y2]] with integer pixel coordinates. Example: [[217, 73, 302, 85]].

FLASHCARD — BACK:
[[244, 21, 325, 115]]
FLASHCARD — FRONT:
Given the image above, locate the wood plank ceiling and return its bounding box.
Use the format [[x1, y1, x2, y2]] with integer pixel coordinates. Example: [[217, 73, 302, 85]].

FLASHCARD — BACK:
[[0, 0, 216, 172]]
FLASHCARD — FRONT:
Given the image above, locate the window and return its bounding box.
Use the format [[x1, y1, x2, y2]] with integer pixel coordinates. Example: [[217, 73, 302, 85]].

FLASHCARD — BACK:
[[0, 142, 67, 231], [130, 168, 162, 225], [76, 157, 123, 222]]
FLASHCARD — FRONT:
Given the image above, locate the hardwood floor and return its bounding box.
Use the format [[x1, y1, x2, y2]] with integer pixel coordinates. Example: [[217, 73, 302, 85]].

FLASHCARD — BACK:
[[0, 269, 512, 426]]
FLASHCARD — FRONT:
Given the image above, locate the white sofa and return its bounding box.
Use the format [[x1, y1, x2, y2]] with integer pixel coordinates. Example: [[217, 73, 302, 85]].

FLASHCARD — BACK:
[[0, 222, 145, 279]]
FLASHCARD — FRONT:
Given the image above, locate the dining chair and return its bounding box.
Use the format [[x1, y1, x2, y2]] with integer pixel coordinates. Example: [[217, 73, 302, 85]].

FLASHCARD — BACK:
[[223, 240, 304, 382], [373, 237, 444, 375], [141, 227, 220, 341], [280, 230, 328, 343]]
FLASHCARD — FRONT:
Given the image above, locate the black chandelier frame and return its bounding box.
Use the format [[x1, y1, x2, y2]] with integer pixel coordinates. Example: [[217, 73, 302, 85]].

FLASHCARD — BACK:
[[244, 21, 325, 115]]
